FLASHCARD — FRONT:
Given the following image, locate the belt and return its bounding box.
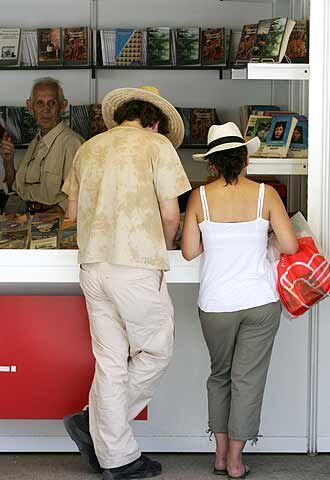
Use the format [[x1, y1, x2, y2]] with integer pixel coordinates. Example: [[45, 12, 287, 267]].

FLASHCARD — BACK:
[[26, 201, 57, 214]]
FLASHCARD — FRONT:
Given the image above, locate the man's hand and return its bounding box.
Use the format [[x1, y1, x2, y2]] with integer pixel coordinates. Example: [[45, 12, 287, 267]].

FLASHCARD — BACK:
[[1, 132, 16, 187]]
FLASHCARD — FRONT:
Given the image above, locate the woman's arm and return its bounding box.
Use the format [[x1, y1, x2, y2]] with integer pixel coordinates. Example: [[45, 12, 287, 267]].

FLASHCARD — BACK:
[[268, 186, 298, 255], [181, 189, 203, 261]]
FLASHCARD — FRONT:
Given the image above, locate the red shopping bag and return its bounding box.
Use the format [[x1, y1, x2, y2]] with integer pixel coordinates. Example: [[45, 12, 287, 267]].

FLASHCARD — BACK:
[[277, 213, 330, 317]]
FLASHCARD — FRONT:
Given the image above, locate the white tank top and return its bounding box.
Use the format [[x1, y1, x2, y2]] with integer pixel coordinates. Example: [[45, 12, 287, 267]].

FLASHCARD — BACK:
[[198, 183, 278, 312]]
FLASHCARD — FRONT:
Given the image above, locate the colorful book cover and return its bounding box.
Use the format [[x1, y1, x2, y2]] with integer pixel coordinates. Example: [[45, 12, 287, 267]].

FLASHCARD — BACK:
[[37, 28, 62, 65], [6, 106, 24, 144], [0, 213, 29, 232], [250, 19, 273, 60], [0, 28, 21, 65], [286, 20, 309, 63], [261, 17, 288, 61], [235, 24, 258, 63], [30, 213, 60, 249], [288, 116, 308, 158], [263, 115, 298, 157], [245, 115, 273, 157], [60, 219, 78, 249], [64, 27, 89, 65], [201, 28, 226, 66], [115, 29, 142, 66], [176, 27, 201, 66], [0, 230, 28, 249], [147, 27, 172, 65]]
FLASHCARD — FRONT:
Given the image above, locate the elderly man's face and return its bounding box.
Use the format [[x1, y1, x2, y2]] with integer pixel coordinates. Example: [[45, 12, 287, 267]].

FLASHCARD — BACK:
[[27, 85, 67, 134]]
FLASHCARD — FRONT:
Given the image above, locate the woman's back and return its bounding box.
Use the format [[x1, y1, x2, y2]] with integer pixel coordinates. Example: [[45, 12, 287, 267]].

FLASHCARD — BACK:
[[197, 178, 278, 312]]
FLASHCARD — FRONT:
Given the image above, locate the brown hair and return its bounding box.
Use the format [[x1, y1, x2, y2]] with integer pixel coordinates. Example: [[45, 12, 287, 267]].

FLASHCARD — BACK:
[[207, 145, 248, 185], [114, 100, 169, 135]]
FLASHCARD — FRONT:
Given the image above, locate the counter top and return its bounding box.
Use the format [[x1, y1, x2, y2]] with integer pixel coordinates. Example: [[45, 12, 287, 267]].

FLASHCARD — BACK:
[[0, 250, 201, 294]]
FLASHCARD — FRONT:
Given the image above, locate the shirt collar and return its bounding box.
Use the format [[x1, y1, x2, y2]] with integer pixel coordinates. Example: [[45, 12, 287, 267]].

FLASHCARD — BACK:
[[37, 120, 66, 148]]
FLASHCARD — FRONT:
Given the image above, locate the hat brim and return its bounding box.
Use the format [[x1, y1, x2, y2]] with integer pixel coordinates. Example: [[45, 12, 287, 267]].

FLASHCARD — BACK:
[[102, 88, 184, 149], [193, 136, 261, 160]]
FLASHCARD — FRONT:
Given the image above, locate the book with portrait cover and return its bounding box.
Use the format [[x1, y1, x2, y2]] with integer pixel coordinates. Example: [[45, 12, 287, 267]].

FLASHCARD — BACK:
[[288, 115, 308, 158], [176, 27, 201, 66], [147, 27, 172, 65], [286, 20, 309, 63], [0, 28, 21, 66], [201, 28, 226, 66], [64, 27, 90, 65], [37, 28, 62, 65], [251, 18, 295, 63], [244, 115, 273, 157], [262, 115, 298, 158], [235, 24, 258, 64], [115, 28, 143, 66]]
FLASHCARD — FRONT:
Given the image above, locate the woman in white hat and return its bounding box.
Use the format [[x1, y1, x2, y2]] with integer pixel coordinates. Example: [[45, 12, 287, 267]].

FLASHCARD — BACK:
[[181, 122, 297, 479]]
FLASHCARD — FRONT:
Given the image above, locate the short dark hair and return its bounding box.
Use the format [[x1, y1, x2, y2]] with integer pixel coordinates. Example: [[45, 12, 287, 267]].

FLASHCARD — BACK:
[[207, 145, 248, 185], [114, 100, 170, 135]]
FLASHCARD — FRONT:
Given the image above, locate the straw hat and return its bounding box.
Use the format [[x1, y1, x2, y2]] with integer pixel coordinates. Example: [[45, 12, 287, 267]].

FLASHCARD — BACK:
[[101, 86, 184, 148], [193, 122, 260, 159]]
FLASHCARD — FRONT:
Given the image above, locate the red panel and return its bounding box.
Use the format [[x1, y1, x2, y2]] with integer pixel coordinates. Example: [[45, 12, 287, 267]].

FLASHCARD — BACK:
[[0, 296, 147, 420]]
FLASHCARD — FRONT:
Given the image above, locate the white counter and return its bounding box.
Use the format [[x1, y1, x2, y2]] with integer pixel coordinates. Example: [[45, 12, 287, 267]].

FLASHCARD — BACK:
[[0, 250, 201, 294]]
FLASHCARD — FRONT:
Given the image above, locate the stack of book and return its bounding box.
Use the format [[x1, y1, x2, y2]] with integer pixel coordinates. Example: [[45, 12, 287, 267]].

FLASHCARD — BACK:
[[70, 103, 107, 140], [235, 18, 309, 64], [242, 105, 308, 158], [0, 212, 78, 250]]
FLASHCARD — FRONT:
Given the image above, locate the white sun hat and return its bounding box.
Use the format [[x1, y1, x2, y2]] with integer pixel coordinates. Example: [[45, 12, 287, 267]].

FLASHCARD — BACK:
[[101, 85, 184, 149], [193, 122, 260, 159]]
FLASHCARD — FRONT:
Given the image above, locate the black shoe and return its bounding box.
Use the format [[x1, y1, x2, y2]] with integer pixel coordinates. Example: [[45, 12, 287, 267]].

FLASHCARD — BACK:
[[102, 455, 162, 479], [63, 408, 102, 473]]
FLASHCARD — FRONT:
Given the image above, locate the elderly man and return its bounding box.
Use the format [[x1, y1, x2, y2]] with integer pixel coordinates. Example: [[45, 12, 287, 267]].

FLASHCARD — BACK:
[[62, 86, 191, 480], [1, 77, 83, 213]]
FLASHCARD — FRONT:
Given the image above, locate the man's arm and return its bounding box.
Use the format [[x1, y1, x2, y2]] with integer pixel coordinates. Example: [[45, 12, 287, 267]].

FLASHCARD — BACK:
[[66, 199, 78, 221], [1, 132, 16, 188], [159, 197, 180, 250]]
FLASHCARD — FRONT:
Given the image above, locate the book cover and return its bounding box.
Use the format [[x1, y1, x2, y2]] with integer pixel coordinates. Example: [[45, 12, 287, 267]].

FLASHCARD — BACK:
[[147, 27, 172, 65], [6, 106, 25, 144], [286, 20, 309, 63], [115, 28, 142, 66], [59, 218, 78, 249], [37, 28, 62, 65], [89, 104, 107, 137], [250, 19, 273, 61], [70, 105, 91, 140], [0, 230, 28, 249], [176, 27, 201, 66], [30, 213, 60, 249], [288, 115, 308, 158], [235, 24, 258, 64], [201, 28, 226, 66], [245, 115, 273, 157], [64, 27, 89, 65], [190, 108, 217, 144], [263, 115, 298, 157], [0, 213, 29, 232], [22, 107, 39, 144], [261, 17, 288, 61], [0, 28, 21, 65]]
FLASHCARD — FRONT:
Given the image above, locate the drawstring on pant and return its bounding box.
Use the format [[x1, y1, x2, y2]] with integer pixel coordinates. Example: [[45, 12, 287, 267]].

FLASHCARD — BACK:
[[250, 434, 263, 446], [206, 428, 214, 442]]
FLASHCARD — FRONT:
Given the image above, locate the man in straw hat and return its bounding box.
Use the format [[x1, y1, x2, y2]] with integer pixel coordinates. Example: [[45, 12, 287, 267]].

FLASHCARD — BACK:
[[62, 86, 191, 479]]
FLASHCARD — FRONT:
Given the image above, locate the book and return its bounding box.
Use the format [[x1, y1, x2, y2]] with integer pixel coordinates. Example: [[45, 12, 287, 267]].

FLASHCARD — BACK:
[[262, 115, 298, 158], [177, 107, 219, 145], [70, 104, 91, 140], [89, 104, 107, 137], [251, 18, 296, 63], [0, 213, 29, 232], [0, 28, 21, 66], [286, 20, 309, 63], [37, 28, 62, 65], [22, 108, 39, 144], [240, 104, 286, 132], [176, 27, 201, 66], [244, 115, 273, 157], [115, 28, 143, 66], [235, 24, 258, 64], [0, 213, 29, 249], [6, 106, 25, 144], [30, 213, 61, 249], [201, 28, 226, 66], [147, 27, 172, 65], [288, 115, 308, 158], [64, 27, 90, 65], [59, 219, 78, 249]]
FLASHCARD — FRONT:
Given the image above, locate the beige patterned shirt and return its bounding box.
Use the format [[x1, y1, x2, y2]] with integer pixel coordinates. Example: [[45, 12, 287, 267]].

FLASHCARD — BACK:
[[14, 121, 83, 211], [62, 126, 191, 270]]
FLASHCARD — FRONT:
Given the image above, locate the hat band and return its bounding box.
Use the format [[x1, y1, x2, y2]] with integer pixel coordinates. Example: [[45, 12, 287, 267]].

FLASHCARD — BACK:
[[208, 136, 245, 151]]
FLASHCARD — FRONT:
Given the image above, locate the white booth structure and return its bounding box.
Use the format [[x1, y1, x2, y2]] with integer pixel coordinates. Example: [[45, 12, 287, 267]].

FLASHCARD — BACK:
[[0, 0, 329, 455]]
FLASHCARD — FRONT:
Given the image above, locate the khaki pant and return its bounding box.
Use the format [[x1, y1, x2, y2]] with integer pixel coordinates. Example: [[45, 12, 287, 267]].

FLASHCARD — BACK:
[[80, 263, 174, 468], [199, 301, 281, 441]]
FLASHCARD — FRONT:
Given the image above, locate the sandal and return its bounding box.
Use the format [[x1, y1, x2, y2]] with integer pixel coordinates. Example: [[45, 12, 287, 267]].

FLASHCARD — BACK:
[[213, 467, 228, 475]]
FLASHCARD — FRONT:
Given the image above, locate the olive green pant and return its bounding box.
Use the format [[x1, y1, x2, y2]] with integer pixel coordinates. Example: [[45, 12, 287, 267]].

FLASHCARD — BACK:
[[199, 301, 281, 441]]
